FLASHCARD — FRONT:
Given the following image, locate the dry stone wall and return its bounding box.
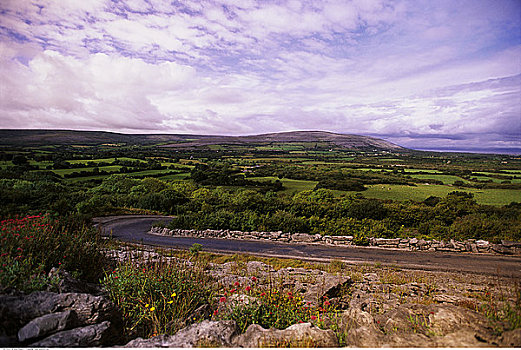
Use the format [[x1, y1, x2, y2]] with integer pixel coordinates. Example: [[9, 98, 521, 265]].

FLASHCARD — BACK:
[[149, 227, 521, 255]]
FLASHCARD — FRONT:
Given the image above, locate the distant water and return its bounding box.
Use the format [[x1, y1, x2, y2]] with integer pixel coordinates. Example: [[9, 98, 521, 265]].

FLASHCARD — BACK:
[[413, 148, 521, 156]]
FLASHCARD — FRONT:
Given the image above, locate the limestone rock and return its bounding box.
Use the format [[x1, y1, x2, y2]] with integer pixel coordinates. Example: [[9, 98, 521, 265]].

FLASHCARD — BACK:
[[29, 321, 113, 347], [339, 308, 384, 347], [428, 304, 490, 335], [0, 291, 119, 337], [499, 328, 521, 347], [18, 310, 77, 342], [434, 330, 491, 347], [233, 322, 338, 348], [47, 268, 102, 294], [124, 320, 237, 348]]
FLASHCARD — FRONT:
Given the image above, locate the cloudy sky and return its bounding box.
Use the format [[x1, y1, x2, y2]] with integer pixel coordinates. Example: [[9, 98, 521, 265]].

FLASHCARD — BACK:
[[0, 0, 520, 151]]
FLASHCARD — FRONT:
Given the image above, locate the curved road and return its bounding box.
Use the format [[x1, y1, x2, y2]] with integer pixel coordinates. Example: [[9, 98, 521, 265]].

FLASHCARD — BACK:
[[95, 215, 521, 278]]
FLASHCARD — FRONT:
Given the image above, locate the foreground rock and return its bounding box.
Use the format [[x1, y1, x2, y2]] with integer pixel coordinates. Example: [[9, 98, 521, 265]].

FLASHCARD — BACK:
[[124, 320, 237, 348], [341, 301, 509, 347], [124, 321, 339, 348], [235, 322, 339, 348], [0, 291, 121, 347]]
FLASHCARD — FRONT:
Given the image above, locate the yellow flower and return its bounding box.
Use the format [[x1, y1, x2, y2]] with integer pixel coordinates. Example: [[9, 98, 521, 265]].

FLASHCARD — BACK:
[[167, 300, 173, 304], [150, 307, 156, 311], [145, 304, 149, 308], [171, 292, 176, 297]]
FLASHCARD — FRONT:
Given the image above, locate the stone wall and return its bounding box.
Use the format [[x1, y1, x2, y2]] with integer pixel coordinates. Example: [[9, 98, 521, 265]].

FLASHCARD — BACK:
[[149, 227, 521, 255]]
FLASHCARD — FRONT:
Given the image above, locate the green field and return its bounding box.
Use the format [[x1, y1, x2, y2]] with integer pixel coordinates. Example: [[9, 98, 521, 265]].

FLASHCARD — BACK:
[[249, 176, 318, 193], [407, 174, 469, 184], [345, 184, 521, 206], [158, 172, 190, 180], [356, 167, 444, 173], [52, 165, 123, 176], [67, 157, 146, 164]]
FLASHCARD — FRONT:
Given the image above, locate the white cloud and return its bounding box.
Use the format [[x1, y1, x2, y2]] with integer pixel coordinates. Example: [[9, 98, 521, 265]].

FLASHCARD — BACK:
[[0, 0, 520, 150]]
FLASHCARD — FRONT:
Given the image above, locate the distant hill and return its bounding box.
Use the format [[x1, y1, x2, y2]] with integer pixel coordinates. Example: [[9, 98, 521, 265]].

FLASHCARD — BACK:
[[0, 129, 201, 146], [0, 129, 403, 151], [161, 130, 404, 151]]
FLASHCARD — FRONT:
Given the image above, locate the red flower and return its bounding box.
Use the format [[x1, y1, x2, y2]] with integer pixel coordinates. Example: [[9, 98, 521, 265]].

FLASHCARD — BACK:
[[219, 297, 227, 303], [310, 315, 317, 320], [324, 300, 331, 306], [230, 289, 236, 293], [234, 282, 240, 287], [251, 276, 257, 282], [245, 286, 252, 292], [213, 309, 218, 316], [260, 292, 266, 297]]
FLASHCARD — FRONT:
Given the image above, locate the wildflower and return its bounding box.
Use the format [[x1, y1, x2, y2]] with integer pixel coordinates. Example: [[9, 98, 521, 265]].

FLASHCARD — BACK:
[[324, 300, 331, 307], [251, 276, 257, 282], [167, 301, 173, 304], [230, 288, 236, 293], [260, 292, 266, 297], [213, 309, 218, 316], [310, 315, 317, 320], [245, 286, 251, 292], [145, 304, 150, 308], [220, 296, 227, 303], [234, 281, 240, 287], [171, 292, 176, 297], [150, 307, 155, 311]]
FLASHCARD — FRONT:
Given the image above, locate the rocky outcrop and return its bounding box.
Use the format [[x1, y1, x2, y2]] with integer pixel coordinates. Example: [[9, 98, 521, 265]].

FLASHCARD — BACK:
[[0, 291, 121, 347], [30, 321, 113, 347], [150, 227, 521, 255], [124, 320, 238, 348], [235, 322, 339, 347], [124, 321, 339, 348]]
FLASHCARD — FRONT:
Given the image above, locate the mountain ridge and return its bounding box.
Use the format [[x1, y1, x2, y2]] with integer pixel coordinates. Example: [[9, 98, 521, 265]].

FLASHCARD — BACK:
[[0, 129, 404, 151]]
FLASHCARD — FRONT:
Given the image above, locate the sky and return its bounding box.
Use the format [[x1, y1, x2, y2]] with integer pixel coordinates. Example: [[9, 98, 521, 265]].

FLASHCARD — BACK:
[[0, 0, 520, 152]]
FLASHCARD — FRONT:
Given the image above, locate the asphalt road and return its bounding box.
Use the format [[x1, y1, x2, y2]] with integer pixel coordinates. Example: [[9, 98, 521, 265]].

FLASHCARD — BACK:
[[95, 215, 521, 278]]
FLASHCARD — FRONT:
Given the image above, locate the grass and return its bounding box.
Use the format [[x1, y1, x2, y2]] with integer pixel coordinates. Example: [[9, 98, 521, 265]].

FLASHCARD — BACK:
[[67, 157, 146, 164], [158, 172, 190, 181], [52, 165, 123, 176], [248, 176, 318, 193], [355, 167, 444, 173], [407, 174, 470, 184], [344, 184, 521, 206], [103, 258, 214, 338]]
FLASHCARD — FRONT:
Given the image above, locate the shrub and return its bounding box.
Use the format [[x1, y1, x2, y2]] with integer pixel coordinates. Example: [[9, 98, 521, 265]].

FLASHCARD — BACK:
[[212, 279, 337, 333], [0, 214, 106, 292], [103, 260, 215, 338]]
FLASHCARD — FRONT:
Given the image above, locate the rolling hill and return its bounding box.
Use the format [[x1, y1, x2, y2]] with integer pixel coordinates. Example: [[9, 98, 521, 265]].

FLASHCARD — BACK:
[[0, 129, 403, 151]]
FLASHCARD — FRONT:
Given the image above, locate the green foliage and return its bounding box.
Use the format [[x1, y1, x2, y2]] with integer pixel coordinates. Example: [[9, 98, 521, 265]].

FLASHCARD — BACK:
[[213, 279, 337, 333], [102, 260, 214, 338], [189, 243, 202, 256], [0, 214, 106, 292], [0, 257, 59, 293]]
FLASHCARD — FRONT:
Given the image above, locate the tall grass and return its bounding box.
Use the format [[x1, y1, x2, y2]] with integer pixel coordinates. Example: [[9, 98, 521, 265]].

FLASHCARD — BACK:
[[102, 259, 215, 338]]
